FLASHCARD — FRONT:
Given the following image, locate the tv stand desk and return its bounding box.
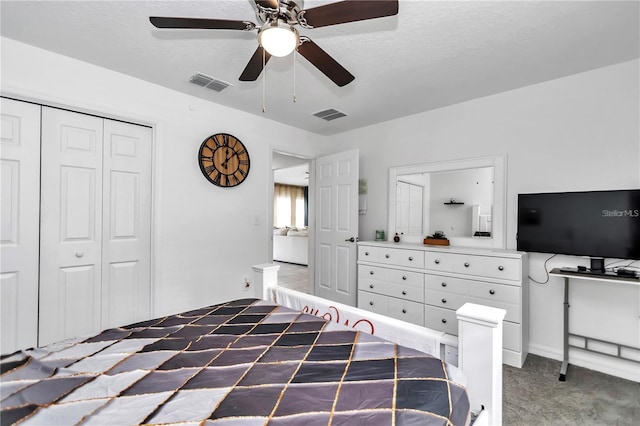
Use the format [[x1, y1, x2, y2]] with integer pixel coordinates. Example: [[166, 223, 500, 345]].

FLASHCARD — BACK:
[[549, 268, 640, 381]]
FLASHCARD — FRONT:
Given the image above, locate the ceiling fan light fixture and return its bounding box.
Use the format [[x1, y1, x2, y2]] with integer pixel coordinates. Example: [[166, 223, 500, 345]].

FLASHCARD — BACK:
[[259, 21, 299, 57]]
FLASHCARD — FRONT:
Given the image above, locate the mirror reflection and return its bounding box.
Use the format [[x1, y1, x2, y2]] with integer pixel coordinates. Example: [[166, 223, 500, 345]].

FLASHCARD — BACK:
[[388, 155, 506, 249], [395, 167, 494, 238]]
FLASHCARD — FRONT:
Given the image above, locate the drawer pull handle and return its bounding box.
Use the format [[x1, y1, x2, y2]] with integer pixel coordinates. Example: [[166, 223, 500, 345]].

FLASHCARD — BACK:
[[441, 298, 447, 304], [498, 265, 504, 271], [369, 301, 374, 306], [402, 276, 407, 280], [369, 284, 374, 289], [464, 262, 470, 267], [402, 309, 407, 314], [489, 289, 495, 295], [441, 319, 447, 324], [402, 290, 407, 295], [369, 271, 374, 275], [441, 282, 447, 287], [408, 256, 413, 261], [435, 259, 440, 264], [385, 254, 390, 259], [365, 252, 370, 256]]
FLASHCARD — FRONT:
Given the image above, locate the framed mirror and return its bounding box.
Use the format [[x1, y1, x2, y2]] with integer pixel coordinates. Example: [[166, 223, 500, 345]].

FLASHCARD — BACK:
[[388, 155, 506, 249]]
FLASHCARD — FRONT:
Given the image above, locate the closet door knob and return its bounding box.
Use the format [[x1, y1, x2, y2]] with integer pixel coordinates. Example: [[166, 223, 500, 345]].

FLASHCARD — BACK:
[[441, 282, 447, 287], [369, 301, 374, 306], [385, 254, 390, 259], [75, 252, 84, 258], [369, 284, 374, 289], [441, 319, 447, 324], [369, 271, 374, 275], [365, 251, 370, 256], [441, 298, 447, 304], [435, 259, 440, 264], [402, 309, 407, 314], [402, 276, 407, 280], [408, 256, 413, 261], [498, 265, 504, 271], [402, 291, 407, 295], [464, 262, 470, 267], [489, 289, 495, 295]]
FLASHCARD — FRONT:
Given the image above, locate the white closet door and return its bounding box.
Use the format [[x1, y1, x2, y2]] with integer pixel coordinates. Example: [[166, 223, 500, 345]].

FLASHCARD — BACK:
[[101, 120, 152, 329], [0, 98, 41, 353], [39, 107, 104, 346]]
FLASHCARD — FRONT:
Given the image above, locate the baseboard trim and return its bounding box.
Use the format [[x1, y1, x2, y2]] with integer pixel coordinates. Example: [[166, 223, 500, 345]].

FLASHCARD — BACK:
[[529, 343, 640, 382]]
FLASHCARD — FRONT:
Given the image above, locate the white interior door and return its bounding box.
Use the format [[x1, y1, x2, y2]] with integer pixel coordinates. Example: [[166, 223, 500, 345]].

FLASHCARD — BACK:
[[314, 149, 359, 306], [101, 120, 152, 329], [0, 98, 41, 353], [39, 107, 104, 346]]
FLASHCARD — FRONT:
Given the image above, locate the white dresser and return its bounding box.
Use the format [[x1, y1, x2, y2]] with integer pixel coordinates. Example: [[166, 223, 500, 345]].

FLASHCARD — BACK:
[[357, 241, 528, 367]]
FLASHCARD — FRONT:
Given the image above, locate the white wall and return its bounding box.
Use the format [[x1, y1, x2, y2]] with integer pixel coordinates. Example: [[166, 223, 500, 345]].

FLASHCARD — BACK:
[[324, 59, 640, 380], [1, 37, 324, 317]]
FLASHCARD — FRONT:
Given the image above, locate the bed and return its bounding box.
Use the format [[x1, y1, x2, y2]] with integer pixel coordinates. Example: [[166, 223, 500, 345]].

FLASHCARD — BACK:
[[1, 264, 504, 425]]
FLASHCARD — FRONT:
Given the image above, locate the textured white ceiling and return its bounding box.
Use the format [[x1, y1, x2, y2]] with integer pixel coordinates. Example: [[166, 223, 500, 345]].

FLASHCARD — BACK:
[[1, 1, 638, 135]]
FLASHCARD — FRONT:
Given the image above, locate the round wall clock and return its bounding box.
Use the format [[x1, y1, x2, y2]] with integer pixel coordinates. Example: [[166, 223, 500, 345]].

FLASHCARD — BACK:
[[198, 133, 250, 187]]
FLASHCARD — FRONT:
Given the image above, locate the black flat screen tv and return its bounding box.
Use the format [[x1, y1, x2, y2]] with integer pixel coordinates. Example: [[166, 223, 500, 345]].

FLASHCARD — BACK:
[[517, 189, 640, 260]]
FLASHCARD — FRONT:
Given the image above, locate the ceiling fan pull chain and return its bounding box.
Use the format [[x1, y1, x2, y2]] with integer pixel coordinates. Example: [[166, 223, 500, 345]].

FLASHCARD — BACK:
[[262, 47, 266, 113]]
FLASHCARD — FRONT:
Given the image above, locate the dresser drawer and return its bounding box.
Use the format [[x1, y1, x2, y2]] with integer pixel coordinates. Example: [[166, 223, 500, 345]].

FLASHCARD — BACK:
[[358, 245, 378, 262], [424, 274, 468, 295], [468, 296, 521, 323], [425, 306, 458, 335], [424, 252, 455, 272], [425, 289, 467, 310], [388, 298, 424, 326], [357, 290, 388, 316], [467, 281, 520, 305], [377, 247, 424, 268], [360, 265, 423, 288], [358, 266, 424, 302], [481, 256, 522, 281]]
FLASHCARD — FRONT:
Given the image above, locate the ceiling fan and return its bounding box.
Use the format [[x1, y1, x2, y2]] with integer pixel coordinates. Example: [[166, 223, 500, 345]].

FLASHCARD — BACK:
[[150, 0, 399, 87]]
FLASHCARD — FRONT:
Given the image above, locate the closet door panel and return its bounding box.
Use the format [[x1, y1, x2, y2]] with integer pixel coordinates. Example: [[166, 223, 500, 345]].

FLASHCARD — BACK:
[[101, 120, 152, 329], [39, 107, 103, 346], [0, 98, 41, 353]]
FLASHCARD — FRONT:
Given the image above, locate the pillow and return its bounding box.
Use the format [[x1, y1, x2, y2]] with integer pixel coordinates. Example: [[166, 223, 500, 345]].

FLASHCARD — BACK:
[[287, 229, 308, 237], [273, 227, 289, 235]]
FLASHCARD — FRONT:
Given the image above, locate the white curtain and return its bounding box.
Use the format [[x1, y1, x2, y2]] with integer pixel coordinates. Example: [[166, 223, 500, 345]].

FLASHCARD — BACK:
[[274, 184, 305, 228]]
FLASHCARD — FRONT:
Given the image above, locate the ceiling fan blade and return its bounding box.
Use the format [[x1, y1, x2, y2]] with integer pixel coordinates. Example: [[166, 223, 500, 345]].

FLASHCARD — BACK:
[[297, 38, 354, 87], [254, 0, 279, 11], [149, 17, 255, 31], [301, 0, 398, 28], [239, 47, 272, 81]]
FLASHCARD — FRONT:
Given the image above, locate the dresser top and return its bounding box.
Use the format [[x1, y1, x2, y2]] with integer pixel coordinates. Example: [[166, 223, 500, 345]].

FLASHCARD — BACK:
[[358, 240, 526, 258]]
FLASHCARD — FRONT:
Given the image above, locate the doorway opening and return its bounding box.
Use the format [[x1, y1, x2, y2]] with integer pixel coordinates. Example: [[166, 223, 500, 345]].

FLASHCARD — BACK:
[[272, 151, 312, 294]]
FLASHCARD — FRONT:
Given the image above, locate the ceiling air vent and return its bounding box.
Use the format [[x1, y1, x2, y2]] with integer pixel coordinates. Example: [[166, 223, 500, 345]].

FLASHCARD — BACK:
[[189, 72, 231, 92], [313, 108, 347, 121]]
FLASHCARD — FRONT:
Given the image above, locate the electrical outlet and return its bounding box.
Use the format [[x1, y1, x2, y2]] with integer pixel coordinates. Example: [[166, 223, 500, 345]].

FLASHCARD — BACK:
[[242, 278, 251, 292]]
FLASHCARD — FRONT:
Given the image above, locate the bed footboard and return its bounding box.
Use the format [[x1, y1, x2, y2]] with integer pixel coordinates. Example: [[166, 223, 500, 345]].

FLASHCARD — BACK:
[[252, 263, 505, 425]]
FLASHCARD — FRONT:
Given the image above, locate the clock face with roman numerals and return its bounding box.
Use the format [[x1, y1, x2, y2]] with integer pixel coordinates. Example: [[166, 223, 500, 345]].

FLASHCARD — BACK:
[[198, 133, 250, 187]]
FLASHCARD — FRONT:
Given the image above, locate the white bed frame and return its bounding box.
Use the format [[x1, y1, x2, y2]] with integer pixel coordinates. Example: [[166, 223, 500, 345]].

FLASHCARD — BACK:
[[253, 264, 505, 426]]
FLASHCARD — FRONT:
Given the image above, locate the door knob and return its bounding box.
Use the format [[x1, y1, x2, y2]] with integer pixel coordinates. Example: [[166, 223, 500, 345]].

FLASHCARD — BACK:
[[345, 237, 357, 242]]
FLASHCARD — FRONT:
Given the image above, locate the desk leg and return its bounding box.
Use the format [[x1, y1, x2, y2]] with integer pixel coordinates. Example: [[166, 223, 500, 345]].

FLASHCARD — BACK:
[[559, 277, 569, 381]]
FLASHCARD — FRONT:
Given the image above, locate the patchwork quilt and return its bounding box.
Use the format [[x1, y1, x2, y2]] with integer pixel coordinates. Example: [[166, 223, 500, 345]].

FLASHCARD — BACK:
[[1, 298, 470, 425]]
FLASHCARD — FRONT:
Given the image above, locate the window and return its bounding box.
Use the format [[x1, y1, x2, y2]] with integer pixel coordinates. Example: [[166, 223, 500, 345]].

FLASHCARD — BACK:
[[274, 184, 306, 228]]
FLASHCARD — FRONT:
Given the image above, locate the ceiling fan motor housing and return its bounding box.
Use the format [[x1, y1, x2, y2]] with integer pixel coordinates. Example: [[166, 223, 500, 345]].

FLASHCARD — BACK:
[[257, 0, 305, 27]]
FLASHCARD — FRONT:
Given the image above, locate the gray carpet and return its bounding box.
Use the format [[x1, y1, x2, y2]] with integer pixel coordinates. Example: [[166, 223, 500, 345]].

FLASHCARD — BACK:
[[503, 354, 640, 425]]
